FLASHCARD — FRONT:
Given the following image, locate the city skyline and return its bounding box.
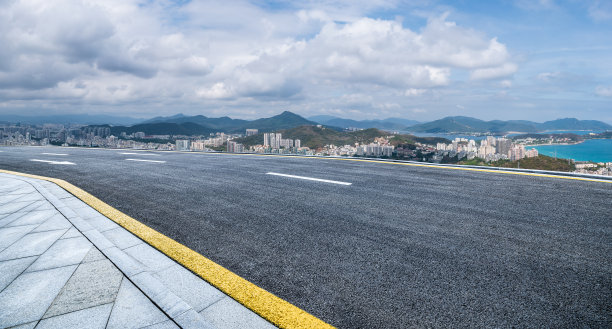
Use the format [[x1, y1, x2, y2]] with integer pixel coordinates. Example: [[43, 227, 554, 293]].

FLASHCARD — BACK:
[[0, 1, 610, 123]]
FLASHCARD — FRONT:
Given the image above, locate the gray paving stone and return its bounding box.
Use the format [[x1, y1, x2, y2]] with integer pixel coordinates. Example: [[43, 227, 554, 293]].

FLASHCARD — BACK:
[[0, 256, 37, 291], [130, 271, 192, 318], [2, 193, 45, 205], [73, 206, 104, 220], [0, 229, 66, 261], [26, 236, 92, 272], [102, 227, 143, 250], [124, 243, 176, 273], [0, 193, 41, 206], [0, 265, 77, 328], [141, 320, 180, 329], [0, 194, 23, 205], [0, 200, 38, 215], [0, 186, 36, 196], [60, 198, 90, 210], [61, 227, 81, 239], [65, 215, 95, 233], [0, 224, 38, 251], [47, 187, 74, 200], [31, 202, 55, 211], [0, 202, 46, 225], [81, 229, 114, 250], [84, 214, 121, 232], [82, 247, 105, 263], [5, 209, 58, 228], [0, 179, 25, 191], [106, 278, 170, 329], [36, 303, 113, 329], [199, 296, 277, 329], [174, 309, 216, 329], [7, 321, 37, 329], [44, 259, 123, 318], [55, 206, 79, 219], [154, 264, 225, 312], [102, 247, 146, 277], [32, 214, 72, 233]]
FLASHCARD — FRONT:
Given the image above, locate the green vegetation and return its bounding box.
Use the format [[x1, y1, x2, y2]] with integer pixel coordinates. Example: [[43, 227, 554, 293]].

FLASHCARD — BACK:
[[458, 155, 575, 172], [235, 126, 389, 149], [233, 125, 450, 149], [408, 116, 611, 134], [110, 122, 213, 136]]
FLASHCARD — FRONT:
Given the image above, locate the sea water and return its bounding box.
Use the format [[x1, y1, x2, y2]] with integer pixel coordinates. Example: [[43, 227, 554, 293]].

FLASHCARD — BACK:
[[530, 139, 612, 163]]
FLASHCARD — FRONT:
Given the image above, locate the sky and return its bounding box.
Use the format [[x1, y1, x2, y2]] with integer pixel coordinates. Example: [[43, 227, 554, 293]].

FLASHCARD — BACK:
[[0, 0, 611, 123]]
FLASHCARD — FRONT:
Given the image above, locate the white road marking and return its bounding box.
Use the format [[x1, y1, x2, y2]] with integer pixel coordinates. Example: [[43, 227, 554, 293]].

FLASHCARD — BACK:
[[266, 172, 352, 186], [42, 152, 69, 156], [125, 158, 166, 163], [120, 152, 159, 156], [30, 159, 76, 165]]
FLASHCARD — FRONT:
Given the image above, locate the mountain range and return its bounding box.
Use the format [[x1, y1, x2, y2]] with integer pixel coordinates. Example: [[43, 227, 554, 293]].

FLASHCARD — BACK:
[[405, 116, 612, 133], [3, 111, 610, 135], [308, 115, 420, 130], [109, 111, 317, 136], [0, 114, 142, 125]]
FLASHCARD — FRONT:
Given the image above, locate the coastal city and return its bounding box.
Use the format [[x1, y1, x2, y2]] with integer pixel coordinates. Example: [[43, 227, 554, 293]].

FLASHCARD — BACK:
[[2, 121, 611, 176]]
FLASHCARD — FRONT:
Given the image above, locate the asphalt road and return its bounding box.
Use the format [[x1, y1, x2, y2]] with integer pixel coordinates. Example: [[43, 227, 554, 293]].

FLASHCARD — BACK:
[[1, 146, 611, 328]]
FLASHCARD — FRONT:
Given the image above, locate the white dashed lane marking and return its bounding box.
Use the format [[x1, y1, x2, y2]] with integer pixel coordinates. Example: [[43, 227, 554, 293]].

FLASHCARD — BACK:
[[41, 153, 69, 156], [125, 158, 166, 163], [266, 172, 352, 186], [120, 152, 159, 156], [30, 159, 75, 165]]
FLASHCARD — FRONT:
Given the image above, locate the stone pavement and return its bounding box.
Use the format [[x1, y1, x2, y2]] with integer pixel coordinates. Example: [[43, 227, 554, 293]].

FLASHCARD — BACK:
[[0, 173, 277, 329]]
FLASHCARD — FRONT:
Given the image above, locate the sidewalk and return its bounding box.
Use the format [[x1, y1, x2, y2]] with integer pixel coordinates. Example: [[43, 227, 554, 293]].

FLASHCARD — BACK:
[[0, 172, 276, 329]]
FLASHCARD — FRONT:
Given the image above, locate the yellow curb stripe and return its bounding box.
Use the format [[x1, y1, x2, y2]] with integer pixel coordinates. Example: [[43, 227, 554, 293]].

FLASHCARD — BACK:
[[0, 169, 335, 329], [185, 152, 612, 184]]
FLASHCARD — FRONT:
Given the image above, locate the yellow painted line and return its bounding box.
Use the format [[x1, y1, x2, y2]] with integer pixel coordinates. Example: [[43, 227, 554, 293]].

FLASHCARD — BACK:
[[186, 152, 612, 184], [0, 169, 335, 329]]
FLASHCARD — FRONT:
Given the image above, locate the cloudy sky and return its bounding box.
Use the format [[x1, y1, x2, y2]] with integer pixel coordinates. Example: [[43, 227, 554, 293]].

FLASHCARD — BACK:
[[1, 0, 611, 122]]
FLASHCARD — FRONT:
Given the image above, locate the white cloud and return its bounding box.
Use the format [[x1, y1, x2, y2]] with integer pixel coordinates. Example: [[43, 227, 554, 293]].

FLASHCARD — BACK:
[[470, 63, 518, 80], [405, 88, 427, 96], [0, 0, 519, 118], [537, 72, 561, 81], [589, 0, 612, 21], [595, 86, 612, 97]]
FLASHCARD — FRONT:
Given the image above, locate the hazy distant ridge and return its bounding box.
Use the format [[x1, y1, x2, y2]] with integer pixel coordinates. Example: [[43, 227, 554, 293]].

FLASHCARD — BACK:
[[108, 111, 317, 135], [406, 116, 612, 133], [308, 115, 420, 130]]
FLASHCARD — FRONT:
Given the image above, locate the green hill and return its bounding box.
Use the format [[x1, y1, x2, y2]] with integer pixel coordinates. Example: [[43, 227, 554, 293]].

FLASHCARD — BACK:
[[459, 155, 575, 172], [234, 125, 450, 149], [239, 111, 317, 133], [408, 116, 611, 134], [235, 126, 389, 148], [109, 122, 213, 136]]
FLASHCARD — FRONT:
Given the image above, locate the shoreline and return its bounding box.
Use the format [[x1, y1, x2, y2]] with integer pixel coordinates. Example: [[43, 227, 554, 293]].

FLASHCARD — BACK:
[[522, 140, 585, 147]]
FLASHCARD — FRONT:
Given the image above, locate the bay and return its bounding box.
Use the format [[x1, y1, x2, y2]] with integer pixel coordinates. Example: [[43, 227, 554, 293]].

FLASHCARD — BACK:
[[530, 139, 612, 163]]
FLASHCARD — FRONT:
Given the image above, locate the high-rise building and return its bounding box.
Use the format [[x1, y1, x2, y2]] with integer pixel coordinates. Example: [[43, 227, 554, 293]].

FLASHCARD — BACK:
[[525, 148, 538, 158], [496, 138, 512, 156], [227, 141, 244, 153], [176, 139, 190, 151], [263, 133, 270, 147], [294, 139, 301, 148], [246, 129, 258, 136]]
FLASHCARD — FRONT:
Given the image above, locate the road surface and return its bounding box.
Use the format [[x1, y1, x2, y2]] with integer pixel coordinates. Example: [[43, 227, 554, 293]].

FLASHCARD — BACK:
[[1, 146, 610, 328]]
